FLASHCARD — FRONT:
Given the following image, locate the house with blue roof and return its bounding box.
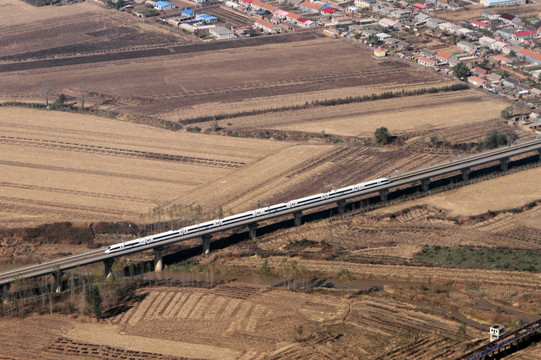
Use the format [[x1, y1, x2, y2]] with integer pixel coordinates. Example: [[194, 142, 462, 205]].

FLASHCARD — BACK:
[[196, 14, 218, 24], [154, 1, 176, 11]]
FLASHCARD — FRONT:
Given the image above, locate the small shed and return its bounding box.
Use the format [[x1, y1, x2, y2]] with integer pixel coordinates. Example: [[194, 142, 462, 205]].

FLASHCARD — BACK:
[[490, 324, 505, 342]]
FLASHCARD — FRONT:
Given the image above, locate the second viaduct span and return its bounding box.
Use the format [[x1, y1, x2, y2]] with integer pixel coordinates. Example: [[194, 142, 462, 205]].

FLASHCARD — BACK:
[[2, 138, 541, 290]]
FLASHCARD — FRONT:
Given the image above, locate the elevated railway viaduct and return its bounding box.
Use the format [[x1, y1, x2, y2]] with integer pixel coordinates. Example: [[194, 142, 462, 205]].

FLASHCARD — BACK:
[[1, 139, 541, 294]]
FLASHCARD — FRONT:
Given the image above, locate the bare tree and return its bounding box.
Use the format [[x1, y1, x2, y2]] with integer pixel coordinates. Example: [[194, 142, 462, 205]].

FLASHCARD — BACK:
[[41, 81, 51, 107], [80, 88, 88, 111]]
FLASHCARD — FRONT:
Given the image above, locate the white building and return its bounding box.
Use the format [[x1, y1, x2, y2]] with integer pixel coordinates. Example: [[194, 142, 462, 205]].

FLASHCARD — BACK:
[[153, 1, 175, 10], [490, 325, 505, 342], [209, 26, 235, 39], [480, 0, 525, 6]]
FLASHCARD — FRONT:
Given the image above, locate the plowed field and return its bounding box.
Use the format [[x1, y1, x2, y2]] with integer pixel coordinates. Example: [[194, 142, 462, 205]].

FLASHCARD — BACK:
[[0, 285, 485, 359]]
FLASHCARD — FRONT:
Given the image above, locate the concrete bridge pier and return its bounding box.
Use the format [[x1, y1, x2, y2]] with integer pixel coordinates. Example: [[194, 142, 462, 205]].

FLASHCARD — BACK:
[[154, 246, 164, 272], [52, 271, 63, 293], [500, 157, 510, 171], [379, 189, 389, 202], [103, 258, 115, 280], [293, 211, 302, 226], [421, 179, 430, 191], [202, 235, 211, 255], [461, 167, 471, 181], [248, 223, 258, 239], [337, 200, 347, 214]]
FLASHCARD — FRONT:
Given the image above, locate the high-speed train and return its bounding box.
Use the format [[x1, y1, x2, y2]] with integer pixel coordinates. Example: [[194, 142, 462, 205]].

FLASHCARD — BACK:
[[105, 178, 390, 254]]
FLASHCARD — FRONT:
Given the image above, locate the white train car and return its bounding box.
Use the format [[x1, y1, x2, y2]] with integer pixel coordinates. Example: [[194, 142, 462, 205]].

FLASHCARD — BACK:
[[105, 178, 392, 254]]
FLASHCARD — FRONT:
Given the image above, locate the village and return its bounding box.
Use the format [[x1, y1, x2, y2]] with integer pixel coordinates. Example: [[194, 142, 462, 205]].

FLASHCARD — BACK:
[[95, 0, 541, 132]]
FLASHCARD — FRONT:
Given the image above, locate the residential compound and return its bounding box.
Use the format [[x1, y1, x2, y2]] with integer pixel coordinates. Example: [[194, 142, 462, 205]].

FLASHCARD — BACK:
[[133, 0, 541, 112]]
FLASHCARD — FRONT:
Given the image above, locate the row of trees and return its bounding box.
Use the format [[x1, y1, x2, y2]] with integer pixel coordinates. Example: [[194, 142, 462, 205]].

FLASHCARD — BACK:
[[1, 272, 105, 320], [260, 258, 354, 290]]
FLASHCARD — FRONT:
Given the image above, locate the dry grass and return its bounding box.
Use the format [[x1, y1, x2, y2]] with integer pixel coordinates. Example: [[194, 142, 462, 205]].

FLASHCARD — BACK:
[[0, 107, 290, 227], [374, 166, 541, 217], [207, 90, 507, 137]]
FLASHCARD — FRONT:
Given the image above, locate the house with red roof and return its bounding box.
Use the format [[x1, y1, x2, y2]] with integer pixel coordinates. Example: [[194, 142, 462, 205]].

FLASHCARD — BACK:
[[286, 12, 301, 22], [299, 1, 321, 13], [500, 13, 519, 25], [261, 2, 277, 12], [254, 18, 278, 33], [435, 51, 453, 64], [494, 54, 511, 65], [471, 20, 488, 28], [512, 30, 537, 42], [274, 9, 290, 18], [320, 7, 338, 15], [518, 48, 541, 65], [251, 0, 264, 10], [412, 3, 428, 9], [297, 17, 316, 27], [468, 76, 487, 88], [418, 57, 437, 67], [471, 67, 488, 77]]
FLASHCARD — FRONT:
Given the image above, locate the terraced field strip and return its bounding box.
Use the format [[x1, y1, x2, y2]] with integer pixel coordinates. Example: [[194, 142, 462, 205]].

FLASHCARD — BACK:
[[228, 258, 541, 287], [168, 292, 191, 318], [220, 298, 241, 320], [203, 296, 228, 320], [151, 291, 175, 319], [127, 291, 159, 326], [177, 292, 203, 319], [162, 292, 186, 318], [188, 294, 216, 319]]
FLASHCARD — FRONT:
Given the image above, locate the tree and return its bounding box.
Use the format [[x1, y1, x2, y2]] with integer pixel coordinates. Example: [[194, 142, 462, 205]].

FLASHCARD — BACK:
[[115, 0, 124, 9], [508, 50, 516, 58], [85, 283, 103, 320], [42, 81, 51, 108], [456, 322, 467, 340], [289, 260, 299, 290], [452, 63, 469, 80], [55, 93, 66, 107], [278, 258, 290, 289], [484, 130, 515, 149], [338, 268, 353, 289], [374, 127, 391, 145], [367, 34, 379, 46], [500, 106, 514, 119], [478, 58, 490, 71], [260, 259, 274, 286]]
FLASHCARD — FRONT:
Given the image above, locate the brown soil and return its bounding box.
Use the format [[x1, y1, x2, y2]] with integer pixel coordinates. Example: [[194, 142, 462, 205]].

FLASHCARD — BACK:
[[0, 284, 486, 359]]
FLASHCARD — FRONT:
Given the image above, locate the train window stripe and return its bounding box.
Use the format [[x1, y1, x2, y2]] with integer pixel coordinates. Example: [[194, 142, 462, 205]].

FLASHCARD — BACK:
[[222, 214, 254, 223], [296, 197, 321, 205], [153, 232, 180, 240]]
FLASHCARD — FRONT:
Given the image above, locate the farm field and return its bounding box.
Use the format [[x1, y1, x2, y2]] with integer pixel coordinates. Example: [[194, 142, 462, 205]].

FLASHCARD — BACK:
[[0, 106, 289, 227], [435, 3, 541, 22], [373, 166, 541, 218], [1, 1, 540, 358], [0, 0, 188, 60], [191, 89, 507, 138], [0, 284, 486, 359], [0, 0, 457, 121]]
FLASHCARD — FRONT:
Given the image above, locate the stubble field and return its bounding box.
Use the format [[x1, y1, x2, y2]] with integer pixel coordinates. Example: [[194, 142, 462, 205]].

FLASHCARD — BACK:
[[0, 1, 539, 359]]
